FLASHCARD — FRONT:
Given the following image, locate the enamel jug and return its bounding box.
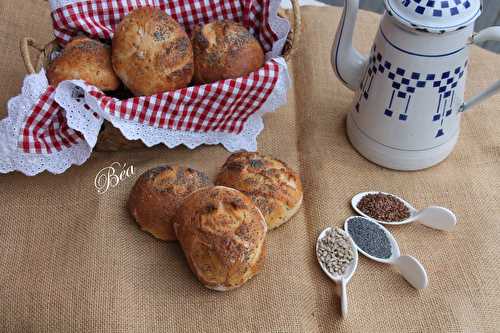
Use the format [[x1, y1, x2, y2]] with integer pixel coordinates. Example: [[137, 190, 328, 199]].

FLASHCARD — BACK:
[[332, 0, 500, 170]]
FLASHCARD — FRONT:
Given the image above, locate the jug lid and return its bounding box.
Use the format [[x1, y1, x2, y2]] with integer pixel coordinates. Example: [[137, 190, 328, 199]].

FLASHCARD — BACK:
[[384, 0, 482, 33]]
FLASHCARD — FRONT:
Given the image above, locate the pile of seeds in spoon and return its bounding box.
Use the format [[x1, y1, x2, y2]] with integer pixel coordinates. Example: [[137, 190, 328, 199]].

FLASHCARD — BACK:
[[348, 217, 392, 259], [357, 192, 410, 222], [317, 228, 354, 276]]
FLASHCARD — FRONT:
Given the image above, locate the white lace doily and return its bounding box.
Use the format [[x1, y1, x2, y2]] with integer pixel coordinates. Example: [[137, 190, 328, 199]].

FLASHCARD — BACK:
[[1, 58, 290, 175], [0, 71, 92, 176]]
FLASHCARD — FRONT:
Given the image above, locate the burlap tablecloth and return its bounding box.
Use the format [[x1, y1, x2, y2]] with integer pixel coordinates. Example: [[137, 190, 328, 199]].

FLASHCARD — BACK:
[[1, 1, 499, 332]]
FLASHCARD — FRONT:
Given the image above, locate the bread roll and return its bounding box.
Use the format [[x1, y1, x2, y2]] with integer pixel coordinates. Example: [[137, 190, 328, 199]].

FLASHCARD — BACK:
[[128, 165, 210, 241], [111, 7, 194, 96], [191, 20, 265, 84], [215, 152, 303, 230], [47, 36, 120, 91], [174, 186, 267, 291]]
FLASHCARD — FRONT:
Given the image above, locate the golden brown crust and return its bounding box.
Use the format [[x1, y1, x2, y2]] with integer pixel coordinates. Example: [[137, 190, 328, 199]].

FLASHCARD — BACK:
[[215, 152, 303, 230], [127, 165, 211, 241], [191, 20, 265, 84], [112, 7, 194, 96], [174, 186, 267, 290], [47, 36, 120, 91]]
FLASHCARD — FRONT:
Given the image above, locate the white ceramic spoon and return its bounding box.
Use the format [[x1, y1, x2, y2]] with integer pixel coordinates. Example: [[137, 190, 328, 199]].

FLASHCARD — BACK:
[[344, 216, 428, 290], [316, 227, 358, 317], [352, 191, 457, 231]]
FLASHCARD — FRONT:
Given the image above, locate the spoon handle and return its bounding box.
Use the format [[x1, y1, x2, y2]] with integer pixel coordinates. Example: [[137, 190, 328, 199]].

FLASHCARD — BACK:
[[414, 206, 457, 231], [394, 255, 428, 289], [340, 278, 348, 316]]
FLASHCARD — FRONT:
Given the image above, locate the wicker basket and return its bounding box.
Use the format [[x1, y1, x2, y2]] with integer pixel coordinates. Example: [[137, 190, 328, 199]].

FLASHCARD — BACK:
[[20, 0, 301, 152]]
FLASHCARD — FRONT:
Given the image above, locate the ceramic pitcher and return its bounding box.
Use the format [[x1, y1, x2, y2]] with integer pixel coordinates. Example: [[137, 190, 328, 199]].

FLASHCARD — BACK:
[[332, 0, 500, 170]]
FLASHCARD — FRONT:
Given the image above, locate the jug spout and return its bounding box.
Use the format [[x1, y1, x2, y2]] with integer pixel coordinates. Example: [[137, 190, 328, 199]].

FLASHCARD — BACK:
[[332, 0, 368, 91]]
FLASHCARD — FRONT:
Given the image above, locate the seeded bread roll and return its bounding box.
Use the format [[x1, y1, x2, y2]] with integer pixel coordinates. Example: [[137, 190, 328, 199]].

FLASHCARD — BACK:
[[215, 152, 303, 230], [112, 7, 194, 96], [174, 186, 267, 291], [191, 20, 265, 84], [47, 36, 120, 91], [127, 165, 211, 241]]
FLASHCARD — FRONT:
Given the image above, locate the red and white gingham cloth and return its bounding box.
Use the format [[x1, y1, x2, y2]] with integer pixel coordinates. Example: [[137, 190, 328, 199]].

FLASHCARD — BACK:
[[18, 0, 288, 155], [20, 86, 84, 154]]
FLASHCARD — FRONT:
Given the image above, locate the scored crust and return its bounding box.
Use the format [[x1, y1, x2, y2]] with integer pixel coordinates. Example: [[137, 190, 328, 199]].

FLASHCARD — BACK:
[[112, 7, 194, 96], [215, 152, 303, 230], [174, 186, 267, 291], [191, 20, 265, 84], [47, 36, 120, 91], [127, 165, 211, 241]]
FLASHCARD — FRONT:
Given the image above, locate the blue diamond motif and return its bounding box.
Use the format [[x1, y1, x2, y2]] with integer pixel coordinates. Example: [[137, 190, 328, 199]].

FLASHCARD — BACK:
[[439, 86, 446, 93], [392, 82, 401, 89], [436, 129, 445, 137], [385, 109, 393, 117], [426, 0, 435, 7], [398, 91, 407, 98], [407, 86, 416, 93], [450, 7, 459, 15], [433, 81, 441, 87], [402, 78, 410, 85], [464, 1, 471, 8], [396, 68, 406, 76], [426, 74, 436, 80], [399, 114, 408, 121], [433, 9, 443, 16], [442, 71, 451, 79], [389, 72, 396, 80], [433, 114, 441, 121], [384, 61, 392, 69], [411, 72, 421, 80], [417, 81, 426, 88], [441, 1, 449, 8], [455, 67, 461, 74]]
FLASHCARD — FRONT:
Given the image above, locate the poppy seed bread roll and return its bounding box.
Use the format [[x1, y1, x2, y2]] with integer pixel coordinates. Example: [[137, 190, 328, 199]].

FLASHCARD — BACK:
[[174, 186, 267, 291], [47, 36, 120, 91], [215, 152, 303, 230], [191, 20, 265, 84], [128, 165, 211, 241], [112, 7, 194, 96]]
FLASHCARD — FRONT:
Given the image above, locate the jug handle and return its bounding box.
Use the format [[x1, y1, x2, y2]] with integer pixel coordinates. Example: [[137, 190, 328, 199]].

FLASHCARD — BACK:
[[460, 27, 500, 113]]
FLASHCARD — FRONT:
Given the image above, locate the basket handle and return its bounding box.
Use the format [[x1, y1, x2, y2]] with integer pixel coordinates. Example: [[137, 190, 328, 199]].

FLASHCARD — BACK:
[[20, 37, 48, 74], [284, 0, 301, 61]]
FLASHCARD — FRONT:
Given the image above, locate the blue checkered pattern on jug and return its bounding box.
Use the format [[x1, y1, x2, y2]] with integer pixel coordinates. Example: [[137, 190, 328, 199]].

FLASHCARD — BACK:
[[356, 45, 427, 123], [431, 60, 467, 137], [402, 0, 472, 17], [356, 45, 468, 139]]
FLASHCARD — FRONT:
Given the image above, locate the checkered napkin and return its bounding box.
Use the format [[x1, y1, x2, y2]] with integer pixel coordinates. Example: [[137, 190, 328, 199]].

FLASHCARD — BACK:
[[0, 0, 291, 175]]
